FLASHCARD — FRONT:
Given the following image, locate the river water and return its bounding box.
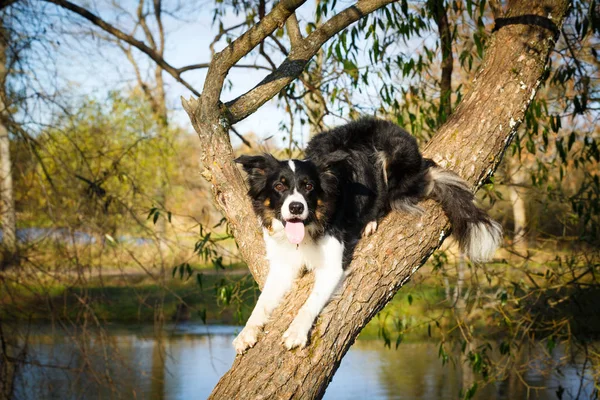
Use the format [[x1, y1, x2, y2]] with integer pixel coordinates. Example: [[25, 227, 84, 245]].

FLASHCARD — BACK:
[[10, 324, 595, 399]]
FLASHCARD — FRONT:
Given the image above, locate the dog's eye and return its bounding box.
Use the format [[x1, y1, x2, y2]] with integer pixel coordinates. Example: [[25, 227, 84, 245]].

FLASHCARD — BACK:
[[274, 182, 285, 192], [305, 183, 314, 191]]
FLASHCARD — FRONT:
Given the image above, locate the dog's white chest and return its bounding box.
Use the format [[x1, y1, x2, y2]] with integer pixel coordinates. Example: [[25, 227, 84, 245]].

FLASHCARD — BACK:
[[263, 227, 324, 271]]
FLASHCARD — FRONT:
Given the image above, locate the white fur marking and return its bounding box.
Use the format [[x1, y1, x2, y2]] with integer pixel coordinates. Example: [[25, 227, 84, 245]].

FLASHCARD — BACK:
[[363, 220, 378, 237], [233, 246, 297, 353], [377, 152, 388, 186], [283, 235, 344, 349], [465, 220, 503, 262], [281, 189, 309, 221], [429, 168, 470, 190], [288, 159, 296, 172]]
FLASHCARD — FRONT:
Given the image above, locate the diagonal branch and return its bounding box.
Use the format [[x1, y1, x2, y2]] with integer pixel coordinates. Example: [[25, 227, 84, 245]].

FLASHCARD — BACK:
[[43, 0, 201, 96], [178, 63, 274, 73], [208, 0, 570, 398], [225, 0, 396, 124], [200, 0, 307, 112], [285, 12, 303, 47]]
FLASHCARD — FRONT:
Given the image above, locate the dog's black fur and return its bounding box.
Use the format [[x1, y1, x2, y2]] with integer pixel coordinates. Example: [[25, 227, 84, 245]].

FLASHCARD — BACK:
[[237, 117, 501, 264]]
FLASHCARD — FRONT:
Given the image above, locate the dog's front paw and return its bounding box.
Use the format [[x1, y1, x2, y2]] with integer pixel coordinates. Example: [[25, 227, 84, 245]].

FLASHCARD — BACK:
[[233, 325, 260, 354], [282, 325, 308, 350], [362, 220, 378, 237], [282, 315, 312, 350]]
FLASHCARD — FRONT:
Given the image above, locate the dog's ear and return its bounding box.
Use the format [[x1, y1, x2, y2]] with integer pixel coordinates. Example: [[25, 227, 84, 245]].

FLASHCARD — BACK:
[[234, 154, 278, 175]]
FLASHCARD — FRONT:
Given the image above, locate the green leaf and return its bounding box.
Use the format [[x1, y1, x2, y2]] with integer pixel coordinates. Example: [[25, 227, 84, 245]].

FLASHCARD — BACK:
[[499, 341, 510, 355], [196, 273, 203, 291], [147, 207, 157, 220], [407, 294, 413, 305], [547, 336, 557, 353], [395, 333, 403, 349], [401, 0, 408, 16], [464, 382, 478, 400]]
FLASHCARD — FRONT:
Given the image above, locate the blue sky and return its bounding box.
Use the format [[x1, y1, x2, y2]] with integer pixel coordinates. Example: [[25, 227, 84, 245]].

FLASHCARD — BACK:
[[37, 1, 320, 148], [21, 0, 435, 150]]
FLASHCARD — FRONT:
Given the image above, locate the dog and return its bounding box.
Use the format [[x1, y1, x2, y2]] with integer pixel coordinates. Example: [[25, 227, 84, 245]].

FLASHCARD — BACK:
[[233, 117, 502, 353]]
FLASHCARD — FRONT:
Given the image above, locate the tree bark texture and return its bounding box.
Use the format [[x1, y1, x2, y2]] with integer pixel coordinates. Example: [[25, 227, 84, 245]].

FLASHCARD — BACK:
[[202, 1, 569, 398], [0, 19, 16, 261]]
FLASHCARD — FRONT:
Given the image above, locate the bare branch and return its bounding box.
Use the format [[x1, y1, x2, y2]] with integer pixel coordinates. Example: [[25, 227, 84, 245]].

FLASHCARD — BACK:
[[268, 34, 289, 55], [43, 0, 201, 96], [178, 63, 274, 73], [137, 0, 157, 50], [209, 21, 247, 57], [226, 0, 396, 124], [200, 0, 307, 112], [153, 0, 164, 54], [230, 126, 252, 148], [286, 13, 303, 47], [430, 1, 453, 123]]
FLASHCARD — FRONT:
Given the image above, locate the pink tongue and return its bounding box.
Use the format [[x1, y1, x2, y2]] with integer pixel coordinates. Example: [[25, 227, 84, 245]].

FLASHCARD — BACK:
[[284, 221, 305, 244]]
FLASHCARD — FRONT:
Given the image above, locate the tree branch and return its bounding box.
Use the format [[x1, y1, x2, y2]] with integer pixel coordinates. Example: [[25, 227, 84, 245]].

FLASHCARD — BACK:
[[209, 0, 570, 398], [43, 0, 201, 96], [286, 12, 303, 47], [225, 0, 396, 124], [230, 126, 252, 148], [199, 0, 307, 113], [178, 63, 274, 73], [430, 0, 453, 123]]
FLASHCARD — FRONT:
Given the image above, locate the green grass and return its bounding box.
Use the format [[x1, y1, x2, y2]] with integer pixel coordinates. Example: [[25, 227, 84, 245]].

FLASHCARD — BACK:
[[0, 271, 259, 325]]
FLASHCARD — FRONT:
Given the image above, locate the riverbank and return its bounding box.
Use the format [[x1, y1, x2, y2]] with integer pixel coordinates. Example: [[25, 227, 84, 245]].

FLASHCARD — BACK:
[[2, 249, 598, 342]]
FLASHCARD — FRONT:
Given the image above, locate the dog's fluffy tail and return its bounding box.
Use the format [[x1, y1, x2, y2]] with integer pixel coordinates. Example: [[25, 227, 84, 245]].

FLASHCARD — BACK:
[[425, 164, 502, 262]]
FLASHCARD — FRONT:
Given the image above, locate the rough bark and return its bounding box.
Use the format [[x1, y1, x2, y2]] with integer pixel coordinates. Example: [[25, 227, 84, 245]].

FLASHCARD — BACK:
[[182, 0, 396, 286], [0, 18, 16, 263], [206, 1, 569, 398]]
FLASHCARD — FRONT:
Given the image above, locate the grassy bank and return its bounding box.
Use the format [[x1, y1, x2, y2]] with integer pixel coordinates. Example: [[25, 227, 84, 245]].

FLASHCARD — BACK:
[[3, 252, 598, 344], [0, 265, 258, 325]]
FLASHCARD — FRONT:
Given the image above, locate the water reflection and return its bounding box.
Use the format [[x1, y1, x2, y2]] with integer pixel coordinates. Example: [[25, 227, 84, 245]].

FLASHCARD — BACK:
[[10, 325, 594, 399]]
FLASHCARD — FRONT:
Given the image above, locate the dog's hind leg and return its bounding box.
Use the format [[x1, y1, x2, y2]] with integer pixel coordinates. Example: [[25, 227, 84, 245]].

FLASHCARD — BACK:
[[362, 220, 378, 237], [282, 235, 344, 349]]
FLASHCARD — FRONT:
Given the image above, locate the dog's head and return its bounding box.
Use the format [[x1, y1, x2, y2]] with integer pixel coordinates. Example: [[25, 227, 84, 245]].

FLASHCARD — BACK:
[[235, 154, 339, 244]]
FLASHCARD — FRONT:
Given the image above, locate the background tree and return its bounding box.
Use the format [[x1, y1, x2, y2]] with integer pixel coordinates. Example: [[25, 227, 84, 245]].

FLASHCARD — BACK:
[[40, 0, 573, 397], [3, 0, 599, 398], [0, 16, 16, 266]]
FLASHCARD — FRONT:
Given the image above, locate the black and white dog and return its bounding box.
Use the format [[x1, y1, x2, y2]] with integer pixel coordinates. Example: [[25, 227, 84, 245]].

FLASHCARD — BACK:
[[233, 118, 502, 353]]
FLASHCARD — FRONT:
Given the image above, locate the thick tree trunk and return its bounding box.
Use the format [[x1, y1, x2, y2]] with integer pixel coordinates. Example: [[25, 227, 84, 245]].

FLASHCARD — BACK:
[[0, 19, 16, 264], [182, 1, 570, 398]]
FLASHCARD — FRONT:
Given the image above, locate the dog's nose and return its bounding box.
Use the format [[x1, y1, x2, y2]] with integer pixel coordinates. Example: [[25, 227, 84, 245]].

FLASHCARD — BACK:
[[289, 202, 304, 215]]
